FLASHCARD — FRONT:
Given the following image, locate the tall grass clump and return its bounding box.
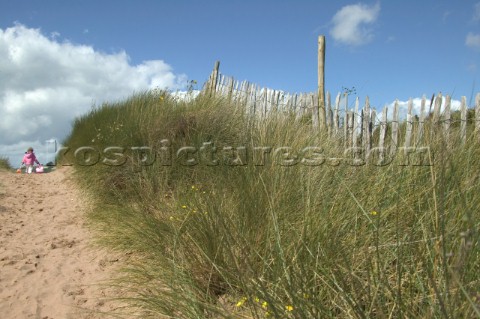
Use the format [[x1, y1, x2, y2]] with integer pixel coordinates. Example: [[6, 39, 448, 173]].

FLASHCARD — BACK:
[[63, 90, 480, 318], [0, 156, 12, 170]]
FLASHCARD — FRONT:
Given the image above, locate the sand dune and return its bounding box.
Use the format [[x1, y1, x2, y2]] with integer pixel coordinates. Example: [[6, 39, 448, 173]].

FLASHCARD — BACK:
[[0, 167, 122, 318]]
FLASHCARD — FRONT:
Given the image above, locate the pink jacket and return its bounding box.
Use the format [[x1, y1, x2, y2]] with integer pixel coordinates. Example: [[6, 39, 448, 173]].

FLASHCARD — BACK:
[[22, 152, 40, 165]]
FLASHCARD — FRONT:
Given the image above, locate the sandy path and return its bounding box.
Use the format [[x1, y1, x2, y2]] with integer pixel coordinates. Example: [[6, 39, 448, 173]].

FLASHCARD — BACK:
[[0, 167, 121, 319]]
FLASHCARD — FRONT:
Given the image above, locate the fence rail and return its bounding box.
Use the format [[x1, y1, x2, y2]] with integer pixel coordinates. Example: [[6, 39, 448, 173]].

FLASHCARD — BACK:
[[203, 62, 480, 151]]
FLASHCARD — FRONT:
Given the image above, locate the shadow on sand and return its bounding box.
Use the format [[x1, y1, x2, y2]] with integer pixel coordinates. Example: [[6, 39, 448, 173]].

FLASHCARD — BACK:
[[15, 165, 56, 174]]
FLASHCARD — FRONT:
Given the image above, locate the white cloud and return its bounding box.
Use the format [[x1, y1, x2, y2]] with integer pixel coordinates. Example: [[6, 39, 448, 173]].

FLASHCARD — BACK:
[[342, 96, 462, 124], [473, 2, 480, 22], [0, 24, 188, 166], [466, 32, 480, 49], [386, 35, 395, 43], [383, 96, 462, 122], [330, 2, 380, 46], [442, 11, 451, 23], [50, 31, 60, 39]]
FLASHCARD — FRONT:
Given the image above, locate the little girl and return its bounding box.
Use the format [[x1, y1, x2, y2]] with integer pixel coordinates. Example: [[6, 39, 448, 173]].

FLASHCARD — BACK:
[[21, 147, 41, 174]]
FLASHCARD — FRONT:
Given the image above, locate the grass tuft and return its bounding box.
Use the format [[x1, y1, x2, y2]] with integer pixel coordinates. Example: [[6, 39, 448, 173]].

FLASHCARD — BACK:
[[0, 156, 12, 170]]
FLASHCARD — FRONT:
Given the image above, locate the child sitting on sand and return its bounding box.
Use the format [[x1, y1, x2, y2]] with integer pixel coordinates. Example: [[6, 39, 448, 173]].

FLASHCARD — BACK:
[[21, 147, 41, 174]]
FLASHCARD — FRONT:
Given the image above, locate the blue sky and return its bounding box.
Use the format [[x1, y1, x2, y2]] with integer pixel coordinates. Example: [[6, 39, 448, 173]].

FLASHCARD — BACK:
[[1, 0, 479, 165]]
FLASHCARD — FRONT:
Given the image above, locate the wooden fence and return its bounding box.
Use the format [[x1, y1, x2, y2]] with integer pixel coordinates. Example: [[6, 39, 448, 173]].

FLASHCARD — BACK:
[[203, 62, 480, 152]]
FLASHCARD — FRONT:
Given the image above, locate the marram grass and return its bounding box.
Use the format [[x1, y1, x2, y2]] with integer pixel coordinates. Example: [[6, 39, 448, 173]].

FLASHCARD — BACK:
[[0, 156, 11, 170], [63, 90, 480, 318]]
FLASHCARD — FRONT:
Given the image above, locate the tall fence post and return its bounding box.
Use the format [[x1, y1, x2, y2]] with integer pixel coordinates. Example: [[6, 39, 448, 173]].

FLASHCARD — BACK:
[[210, 60, 220, 97], [460, 96, 467, 145], [391, 100, 399, 156], [363, 96, 371, 153], [227, 76, 234, 102], [312, 93, 319, 130], [333, 93, 340, 135], [443, 95, 451, 141], [416, 95, 426, 146], [347, 111, 354, 148], [405, 98, 413, 149], [352, 97, 359, 147], [379, 105, 387, 163], [343, 93, 349, 148], [326, 91, 332, 135], [318, 35, 327, 133], [433, 92, 442, 124], [429, 92, 442, 142]]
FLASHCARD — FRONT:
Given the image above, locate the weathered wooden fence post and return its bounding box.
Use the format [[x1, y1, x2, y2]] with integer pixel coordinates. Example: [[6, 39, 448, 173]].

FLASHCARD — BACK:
[[371, 109, 377, 136], [460, 96, 467, 144], [352, 97, 359, 147], [312, 93, 319, 129], [227, 76, 234, 102], [416, 95, 426, 146], [318, 35, 327, 133], [379, 106, 388, 163], [209, 60, 220, 97], [443, 95, 451, 141], [344, 93, 349, 148], [363, 96, 371, 153], [430, 93, 443, 142], [326, 91, 332, 135], [391, 100, 399, 156], [347, 111, 354, 148], [333, 93, 340, 135], [405, 98, 413, 149], [433, 92, 442, 124]]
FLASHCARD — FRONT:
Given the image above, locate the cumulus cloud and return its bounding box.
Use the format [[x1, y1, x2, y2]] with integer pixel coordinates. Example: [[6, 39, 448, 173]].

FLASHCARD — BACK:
[[330, 2, 380, 46], [0, 24, 188, 165], [466, 32, 480, 50], [341, 95, 463, 125], [383, 96, 462, 122]]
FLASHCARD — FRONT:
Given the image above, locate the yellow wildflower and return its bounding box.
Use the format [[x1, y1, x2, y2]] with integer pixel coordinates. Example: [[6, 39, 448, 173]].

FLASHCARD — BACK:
[[262, 301, 268, 309], [181, 205, 187, 209], [285, 305, 294, 312], [371, 210, 378, 216], [236, 297, 247, 307]]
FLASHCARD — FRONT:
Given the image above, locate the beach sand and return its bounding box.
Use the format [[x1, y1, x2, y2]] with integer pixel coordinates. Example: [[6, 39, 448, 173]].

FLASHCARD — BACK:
[[0, 167, 122, 318]]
